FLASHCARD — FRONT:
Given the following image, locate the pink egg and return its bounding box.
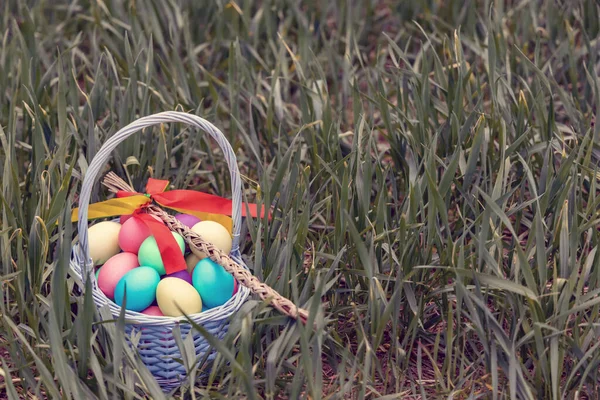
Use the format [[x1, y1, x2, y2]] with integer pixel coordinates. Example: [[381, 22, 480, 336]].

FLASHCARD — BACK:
[[141, 305, 164, 316], [233, 279, 239, 295], [118, 215, 164, 254], [97, 252, 139, 299]]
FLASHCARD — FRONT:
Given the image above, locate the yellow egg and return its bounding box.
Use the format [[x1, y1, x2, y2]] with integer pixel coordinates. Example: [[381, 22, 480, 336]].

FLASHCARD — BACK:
[[88, 221, 122, 266], [186, 253, 200, 273], [190, 221, 232, 259], [156, 277, 203, 317]]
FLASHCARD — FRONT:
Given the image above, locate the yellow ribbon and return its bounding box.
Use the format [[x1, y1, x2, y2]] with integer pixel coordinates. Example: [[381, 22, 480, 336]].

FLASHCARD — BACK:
[[72, 195, 233, 234]]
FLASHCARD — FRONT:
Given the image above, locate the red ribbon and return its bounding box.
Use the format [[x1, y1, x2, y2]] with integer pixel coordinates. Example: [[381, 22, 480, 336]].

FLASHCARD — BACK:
[[117, 179, 267, 219], [116, 178, 268, 275], [133, 212, 186, 275]]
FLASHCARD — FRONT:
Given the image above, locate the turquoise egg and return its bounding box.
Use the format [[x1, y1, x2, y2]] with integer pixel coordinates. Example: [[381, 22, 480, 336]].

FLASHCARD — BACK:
[[114, 267, 160, 312], [95, 267, 101, 281], [192, 258, 234, 309], [138, 232, 185, 275]]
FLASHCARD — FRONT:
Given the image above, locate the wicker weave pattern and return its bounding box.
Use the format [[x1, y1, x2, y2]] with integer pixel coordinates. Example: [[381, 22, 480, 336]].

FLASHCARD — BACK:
[[124, 320, 229, 381], [69, 111, 250, 390]]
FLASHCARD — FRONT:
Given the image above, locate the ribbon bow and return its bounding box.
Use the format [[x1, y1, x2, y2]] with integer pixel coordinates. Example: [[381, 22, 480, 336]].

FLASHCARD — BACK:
[[72, 178, 267, 275]]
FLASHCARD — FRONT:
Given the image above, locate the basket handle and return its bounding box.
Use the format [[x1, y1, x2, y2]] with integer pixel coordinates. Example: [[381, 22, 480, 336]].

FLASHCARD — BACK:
[[76, 111, 243, 273]]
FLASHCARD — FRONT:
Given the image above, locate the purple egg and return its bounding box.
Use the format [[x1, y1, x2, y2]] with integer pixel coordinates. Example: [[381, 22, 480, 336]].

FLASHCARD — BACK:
[[166, 269, 193, 285], [175, 213, 201, 228]]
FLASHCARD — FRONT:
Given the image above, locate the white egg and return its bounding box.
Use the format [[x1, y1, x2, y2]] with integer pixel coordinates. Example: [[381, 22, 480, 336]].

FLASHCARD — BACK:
[[190, 221, 232, 259], [87, 221, 122, 265]]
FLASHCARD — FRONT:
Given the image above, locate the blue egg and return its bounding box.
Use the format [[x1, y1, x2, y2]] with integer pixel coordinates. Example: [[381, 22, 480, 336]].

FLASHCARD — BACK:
[[192, 258, 234, 309], [114, 267, 160, 312]]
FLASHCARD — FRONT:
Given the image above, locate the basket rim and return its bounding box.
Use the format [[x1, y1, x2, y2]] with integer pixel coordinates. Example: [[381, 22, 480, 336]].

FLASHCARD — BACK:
[[70, 211, 250, 325]]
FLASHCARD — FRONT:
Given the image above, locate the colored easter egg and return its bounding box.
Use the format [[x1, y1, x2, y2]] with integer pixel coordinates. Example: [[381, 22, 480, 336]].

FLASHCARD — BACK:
[[141, 305, 165, 316], [185, 253, 201, 273], [120, 213, 162, 225], [191, 258, 234, 309], [190, 221, 232, 259], [114, 267, 160, 312], [233, 279, 239, 295], [138, 232, 185, 275], [156, 278, 202, 317], [175, 213, 201, 228], [87, 221, 121, 265], [118, 217, 152, 254], [95, 267, 101, 281], [166, 269, 193, 285], [97, 252, 139, 299]]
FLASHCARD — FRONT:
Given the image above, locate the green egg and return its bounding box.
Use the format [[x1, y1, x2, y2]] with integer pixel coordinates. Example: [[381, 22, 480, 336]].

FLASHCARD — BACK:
[[138, 232, 185, 275]]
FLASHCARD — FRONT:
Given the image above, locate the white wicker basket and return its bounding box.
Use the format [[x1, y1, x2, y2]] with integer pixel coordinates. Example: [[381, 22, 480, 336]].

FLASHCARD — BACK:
[[69, 111, 250, 390]]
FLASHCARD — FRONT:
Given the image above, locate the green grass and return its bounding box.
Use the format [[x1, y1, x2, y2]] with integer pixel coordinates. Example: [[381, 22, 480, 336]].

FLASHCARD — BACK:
[[2, 0, 600, 398]]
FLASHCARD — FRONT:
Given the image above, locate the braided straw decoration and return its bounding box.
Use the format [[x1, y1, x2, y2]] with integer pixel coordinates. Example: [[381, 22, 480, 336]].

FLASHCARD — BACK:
[[103, 173, 310, 325]]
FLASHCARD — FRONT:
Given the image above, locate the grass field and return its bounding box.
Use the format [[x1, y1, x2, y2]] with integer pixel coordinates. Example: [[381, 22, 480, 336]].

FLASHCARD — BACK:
[[2, 0, 600, 398]]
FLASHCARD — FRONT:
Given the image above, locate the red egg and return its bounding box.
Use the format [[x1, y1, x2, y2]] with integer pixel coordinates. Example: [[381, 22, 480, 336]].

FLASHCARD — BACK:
[[97, 252, 139, 299], [141, 305, 164, 316], [120, 213, 162, 224], [118, 217, 151, 254], [118, 215, 164, 254]]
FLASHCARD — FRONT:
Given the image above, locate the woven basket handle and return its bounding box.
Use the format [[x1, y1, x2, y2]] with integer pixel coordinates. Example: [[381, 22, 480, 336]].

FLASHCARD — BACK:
[[76, 111, 243, 274]]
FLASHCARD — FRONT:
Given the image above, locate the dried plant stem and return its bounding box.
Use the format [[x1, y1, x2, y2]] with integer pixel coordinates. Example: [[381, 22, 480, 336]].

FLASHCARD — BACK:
[[102, 172, 310, 325], [103, 172, 133, 192]]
